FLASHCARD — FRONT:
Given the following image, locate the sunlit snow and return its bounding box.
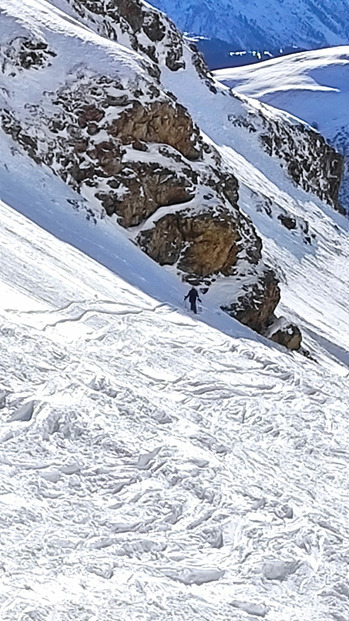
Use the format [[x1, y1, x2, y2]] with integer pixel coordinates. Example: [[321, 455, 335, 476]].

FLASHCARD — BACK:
[[0, 1, 349, 620]]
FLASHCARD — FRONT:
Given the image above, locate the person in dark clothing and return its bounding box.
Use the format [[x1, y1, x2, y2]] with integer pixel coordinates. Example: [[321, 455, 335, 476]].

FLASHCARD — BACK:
[[184, 287, 202, 314]]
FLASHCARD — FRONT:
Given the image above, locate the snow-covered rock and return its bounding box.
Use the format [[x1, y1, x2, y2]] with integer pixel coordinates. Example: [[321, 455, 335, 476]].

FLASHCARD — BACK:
[[265, 316, 303, 351]]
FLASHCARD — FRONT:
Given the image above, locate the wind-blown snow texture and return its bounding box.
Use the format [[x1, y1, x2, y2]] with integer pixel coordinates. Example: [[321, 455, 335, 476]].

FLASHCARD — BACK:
[[0, 1, 349, 621], [149, 0, 349, 51], [214, 46, 349, 208]]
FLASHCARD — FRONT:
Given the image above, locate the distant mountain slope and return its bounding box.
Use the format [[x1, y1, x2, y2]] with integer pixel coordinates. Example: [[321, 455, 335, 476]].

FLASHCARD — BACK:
[[214, 47, 349, 209], [149, 0, 349, 51]]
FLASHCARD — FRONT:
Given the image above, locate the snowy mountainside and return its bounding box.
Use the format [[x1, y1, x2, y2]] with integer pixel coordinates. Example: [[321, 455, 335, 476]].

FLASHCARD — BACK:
[[0, 178, 349, 621], [149, 0, 349, 52], [214, 47, 349, 210], [0, 0, 346, 342], [2, 0, 278, 334], [0, 1, 349, 619]]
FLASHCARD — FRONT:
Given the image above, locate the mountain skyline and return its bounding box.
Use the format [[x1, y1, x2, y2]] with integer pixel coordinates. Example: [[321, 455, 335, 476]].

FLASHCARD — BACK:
[[150, 0, 349, 52]]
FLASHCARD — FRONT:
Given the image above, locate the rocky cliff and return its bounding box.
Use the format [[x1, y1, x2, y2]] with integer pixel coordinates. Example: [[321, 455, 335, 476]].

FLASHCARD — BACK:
[[47, 0, 344, 213], [229, 94, 344, 212]]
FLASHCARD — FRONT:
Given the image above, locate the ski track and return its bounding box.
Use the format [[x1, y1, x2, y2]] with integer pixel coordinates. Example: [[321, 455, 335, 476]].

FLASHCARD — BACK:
[[0, 205, 348, 621]]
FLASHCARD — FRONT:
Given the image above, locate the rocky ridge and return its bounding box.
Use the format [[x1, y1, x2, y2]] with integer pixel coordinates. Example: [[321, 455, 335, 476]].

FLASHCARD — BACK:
[[229, 94, 343, 212], [51, 0, 186, 74], [49, 0, 344, 213]]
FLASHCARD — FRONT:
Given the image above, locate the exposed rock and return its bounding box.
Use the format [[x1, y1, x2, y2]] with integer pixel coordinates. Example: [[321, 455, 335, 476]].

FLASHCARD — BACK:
[[266, 317, 302, 351], [222, 269, 281, 333], [278, 213, 297, 230], [189, 41, 218, 94], [0, 73, 202, 228], [138, 209, 243, 282], [96, 161, 195, 227], [64, 0, 185, 73], [108, 100, 202, 160], [230, 97, 344, 210], [0, 36, 56, 75]]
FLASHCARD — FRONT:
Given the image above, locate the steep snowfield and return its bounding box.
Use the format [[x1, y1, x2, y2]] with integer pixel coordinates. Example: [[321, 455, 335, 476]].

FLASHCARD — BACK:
[[1, 158, 349, 621], [214, 46, 349, 207], [1, 2, 349, 619], [149, 0, 349, 51]]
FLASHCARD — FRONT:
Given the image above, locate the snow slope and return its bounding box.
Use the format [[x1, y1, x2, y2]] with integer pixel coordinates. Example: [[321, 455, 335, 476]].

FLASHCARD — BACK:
[[1, 164, 349, 621], [0, 1, 349, 620], [214, 46, 349, 207], [149, 0, 349, 51]]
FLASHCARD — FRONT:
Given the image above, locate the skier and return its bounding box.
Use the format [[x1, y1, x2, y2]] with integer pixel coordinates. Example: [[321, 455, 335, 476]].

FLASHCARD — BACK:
[[184, 287, 202, 314]]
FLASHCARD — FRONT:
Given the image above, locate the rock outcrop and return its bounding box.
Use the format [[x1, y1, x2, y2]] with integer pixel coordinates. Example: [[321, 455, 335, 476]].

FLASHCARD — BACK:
[[229, 95, 344, 211], [61, 0, 186, 73], [265, 317, 303, 351], [222, 270, 281, 334], [139, 207, 244, 284], [1, 72, 202, 231], [0, 36, 57, 75]]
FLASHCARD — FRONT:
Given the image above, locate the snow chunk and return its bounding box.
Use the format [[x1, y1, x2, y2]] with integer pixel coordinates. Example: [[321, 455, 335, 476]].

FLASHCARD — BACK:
[[168, 567, 224, 585], [8, 400, 35, 422], [263, 559, 300, 581], [230, 600, 268, 617]]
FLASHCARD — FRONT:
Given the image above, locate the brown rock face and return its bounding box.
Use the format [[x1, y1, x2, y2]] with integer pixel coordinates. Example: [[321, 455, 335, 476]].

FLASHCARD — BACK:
[[222, 270, 281, 333], [138, 210, 243, 283], [109, 101, 202, 161], [269, 323, 302, 350], [96, 162, 195, 227]]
